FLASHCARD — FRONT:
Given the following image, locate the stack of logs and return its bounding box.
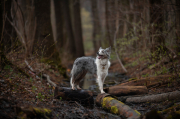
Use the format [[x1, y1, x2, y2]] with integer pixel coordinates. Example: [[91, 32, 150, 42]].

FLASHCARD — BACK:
[[54, 75, 180, 119]]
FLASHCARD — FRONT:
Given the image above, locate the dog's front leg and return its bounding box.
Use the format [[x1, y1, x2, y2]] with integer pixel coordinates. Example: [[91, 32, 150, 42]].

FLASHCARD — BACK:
[[101, 77, 106, 93], [97, 76, 105, 94]]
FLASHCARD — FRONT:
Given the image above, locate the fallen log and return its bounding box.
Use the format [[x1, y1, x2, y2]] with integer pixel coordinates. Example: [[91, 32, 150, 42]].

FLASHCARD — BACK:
[[16, 105, 52, 119], [104, 86, 148, 96], [124, 90, 180, 103], [96, 93, 141, 119], [118, 75, 172, 88], [159, 103, 180, 114], [54, 87, 94, 107]]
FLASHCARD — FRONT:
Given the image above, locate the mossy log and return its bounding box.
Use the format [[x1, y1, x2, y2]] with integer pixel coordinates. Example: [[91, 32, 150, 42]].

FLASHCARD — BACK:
[[16, 105, 52, 119], [104, 86, 148, 96], [125, 90, 180, 103], [54, 87, 94, 107], [96, 93, 141, 119], [118, 75, 172, 88]]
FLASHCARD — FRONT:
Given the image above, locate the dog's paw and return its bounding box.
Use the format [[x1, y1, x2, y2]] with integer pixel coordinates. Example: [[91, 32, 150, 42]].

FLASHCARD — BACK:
[[101, 91, 105, 94], [77, 87, 82, 90], [77, 85, 81, 90]]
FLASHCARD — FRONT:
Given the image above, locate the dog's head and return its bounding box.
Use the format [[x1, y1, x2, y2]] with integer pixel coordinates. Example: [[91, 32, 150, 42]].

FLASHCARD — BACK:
[[96, 47, 111, 59]]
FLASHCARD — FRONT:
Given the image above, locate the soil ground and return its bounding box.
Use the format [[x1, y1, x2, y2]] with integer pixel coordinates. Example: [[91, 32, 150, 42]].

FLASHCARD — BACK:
[[0, 52, 180, 119]]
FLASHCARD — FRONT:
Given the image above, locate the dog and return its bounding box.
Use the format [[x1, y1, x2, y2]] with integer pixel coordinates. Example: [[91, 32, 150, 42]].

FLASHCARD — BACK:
[[70, 47, 111, 93]]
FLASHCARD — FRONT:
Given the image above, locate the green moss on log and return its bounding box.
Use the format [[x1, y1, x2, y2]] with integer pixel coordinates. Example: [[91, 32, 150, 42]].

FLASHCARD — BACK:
[[110, 106, 118, 114]]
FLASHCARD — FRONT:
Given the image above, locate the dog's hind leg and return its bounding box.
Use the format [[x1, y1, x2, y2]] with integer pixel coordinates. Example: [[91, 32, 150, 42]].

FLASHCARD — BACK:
[[76, 70, 87, 90], [77, 85, 81, 90], [70, 77, 75, 90]]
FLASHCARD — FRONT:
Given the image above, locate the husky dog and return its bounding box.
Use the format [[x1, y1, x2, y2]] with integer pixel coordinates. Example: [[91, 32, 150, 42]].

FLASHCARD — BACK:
[[70, 47, 111, 93]]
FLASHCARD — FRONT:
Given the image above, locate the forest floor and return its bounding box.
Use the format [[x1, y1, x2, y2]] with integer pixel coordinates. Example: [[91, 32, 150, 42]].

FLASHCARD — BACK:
[[0, 51, 180, 119]]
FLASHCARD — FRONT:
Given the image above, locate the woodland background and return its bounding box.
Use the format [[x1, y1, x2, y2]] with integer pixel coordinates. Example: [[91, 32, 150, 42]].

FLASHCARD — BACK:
[[0, 0, 180, 69], [0, 0, 180, 119]]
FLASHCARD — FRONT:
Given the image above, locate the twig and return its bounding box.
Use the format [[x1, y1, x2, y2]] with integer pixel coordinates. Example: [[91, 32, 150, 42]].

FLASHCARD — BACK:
[[113, 25, 127, 73], [25, 60, 57, 87], [25, 60, 34, 72], [43, 74, 57, 87]]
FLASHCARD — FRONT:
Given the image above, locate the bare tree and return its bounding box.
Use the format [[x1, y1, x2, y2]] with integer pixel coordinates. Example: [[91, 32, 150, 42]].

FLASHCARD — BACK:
[[7, 0, 36, 58]]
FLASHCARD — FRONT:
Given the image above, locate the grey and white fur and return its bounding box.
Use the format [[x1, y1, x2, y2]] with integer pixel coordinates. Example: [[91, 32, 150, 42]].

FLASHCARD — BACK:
[[70, 47, 111, 93]]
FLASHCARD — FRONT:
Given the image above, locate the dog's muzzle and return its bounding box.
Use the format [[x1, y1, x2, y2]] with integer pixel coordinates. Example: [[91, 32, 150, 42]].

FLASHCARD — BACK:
[[97, 52, 104, 59]]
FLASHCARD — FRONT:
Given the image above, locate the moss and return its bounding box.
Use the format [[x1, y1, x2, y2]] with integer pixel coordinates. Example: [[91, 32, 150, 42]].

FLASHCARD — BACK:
[[128, 78, 137, 81], [106, 81, 116, 85], [32, 107, 51, 118], [17, 111, 27, 119], [166, 114, 173, 119], [175, 110, 180, 115], [102, 97, 114, 109], [134, 110, 141, 115], [118, 101, 125, 105], [33, 107, 42, 114], [110, 106, 118, 114], [157, 111, 161, 113], [161, 104, 180, 114], [43, 108, 52, 115]]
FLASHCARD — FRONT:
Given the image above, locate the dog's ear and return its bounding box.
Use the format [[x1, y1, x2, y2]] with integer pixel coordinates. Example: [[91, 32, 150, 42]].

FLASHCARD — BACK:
[[99, 47, 102, 50], [106, 46, 111, 53]]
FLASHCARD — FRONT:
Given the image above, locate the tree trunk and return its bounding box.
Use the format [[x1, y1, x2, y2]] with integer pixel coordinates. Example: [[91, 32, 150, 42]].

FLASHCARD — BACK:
[[175, 0, 180, 52], [150, 0, 164, 50], [50, 0, 62, 59], [34, 0, 55, 57], [98, 0, 106, 47], [60, 0, 76, 58], [91, 0, 101, 53], [105, 0, 115, 47], [72, 0, 84, 57]]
